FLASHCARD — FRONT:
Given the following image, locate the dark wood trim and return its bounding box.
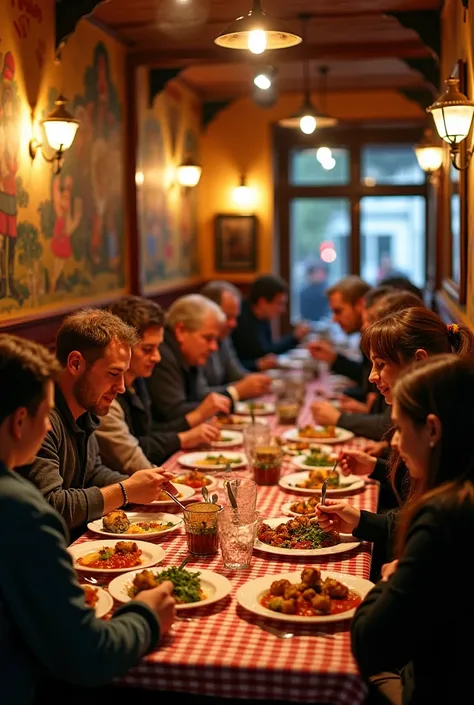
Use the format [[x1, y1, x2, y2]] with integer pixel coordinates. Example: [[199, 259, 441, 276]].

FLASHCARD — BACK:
[[435, 291, 467, 325], [125, 54, 140, 296]]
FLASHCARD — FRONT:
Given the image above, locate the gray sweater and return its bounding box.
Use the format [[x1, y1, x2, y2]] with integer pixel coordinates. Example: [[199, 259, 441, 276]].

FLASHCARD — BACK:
[[20, 385, 127, 531], [0, 461, 160, 705], [201, 337, 247, 395]]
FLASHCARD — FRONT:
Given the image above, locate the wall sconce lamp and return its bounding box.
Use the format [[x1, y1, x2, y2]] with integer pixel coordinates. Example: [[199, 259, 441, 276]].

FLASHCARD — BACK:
[[29, 95, 79, 175], [414, 128, 444, 178], [427, 77, 474, 171], [176, 155, 202, 188], [214, 0, 302, 54], [233, 175, 254, 209]]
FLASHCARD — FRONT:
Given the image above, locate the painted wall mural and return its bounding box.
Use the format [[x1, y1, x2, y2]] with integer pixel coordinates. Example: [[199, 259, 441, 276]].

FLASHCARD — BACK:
[[137, 76, 201, 293], [0, 0, 127, 323]]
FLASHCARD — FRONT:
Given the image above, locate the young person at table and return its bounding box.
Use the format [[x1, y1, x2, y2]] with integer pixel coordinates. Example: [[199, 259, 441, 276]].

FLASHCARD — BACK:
[[231, 273, 311, 371], [351, 354, 474, 705], [316, 308, 474, 574], [146, 294, 233, 425], [96, 295, 220, 473], [0, 334, 176, 705], [200, 279, 271, 400], [21, 309, 176, 536]]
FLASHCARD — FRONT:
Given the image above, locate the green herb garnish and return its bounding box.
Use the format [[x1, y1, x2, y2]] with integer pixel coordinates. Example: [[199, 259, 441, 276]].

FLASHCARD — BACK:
[[155, 567, 203, 603]]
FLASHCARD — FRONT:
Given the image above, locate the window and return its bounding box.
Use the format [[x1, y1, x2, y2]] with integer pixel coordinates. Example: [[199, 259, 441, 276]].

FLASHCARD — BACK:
[[274, 127, 428, 329]]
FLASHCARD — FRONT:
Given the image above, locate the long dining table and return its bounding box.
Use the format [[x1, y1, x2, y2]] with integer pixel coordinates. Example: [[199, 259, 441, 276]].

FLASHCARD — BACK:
[[72, 369, 380, 705]]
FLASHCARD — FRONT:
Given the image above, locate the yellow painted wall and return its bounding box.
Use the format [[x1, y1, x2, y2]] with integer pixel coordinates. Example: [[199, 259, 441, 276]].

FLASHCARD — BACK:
[[199, 89, 425, 282], [136, 69, 202, 294], [0, 0, 128, 323]]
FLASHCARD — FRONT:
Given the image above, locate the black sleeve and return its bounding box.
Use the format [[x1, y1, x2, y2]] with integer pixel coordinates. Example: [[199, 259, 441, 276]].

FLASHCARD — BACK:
[[370, 458, 388, 483], [337, 411, 392, 441], [139, 431, 181, 465], [146, 353, 199, 420], [330, 353, 364, 385]]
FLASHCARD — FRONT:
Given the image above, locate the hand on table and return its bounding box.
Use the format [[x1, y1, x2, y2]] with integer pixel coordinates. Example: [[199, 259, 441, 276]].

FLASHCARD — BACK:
[[361, 440, 389, 458], [310, 400, 341, 426], [196, 392, 231, 422], [338, 449, 377, 477], [179, 422, 220, 449], [134, 580, 176, 635], [293, 321, 311, 341], [306, 340, 337, 365], [257, 353, 279, 371], [123, 468, 176, 504], [381, 559, 399, 582], [316, 499, 361, 534], [234, 373, 272, 399], [339, 396, 369, 414]]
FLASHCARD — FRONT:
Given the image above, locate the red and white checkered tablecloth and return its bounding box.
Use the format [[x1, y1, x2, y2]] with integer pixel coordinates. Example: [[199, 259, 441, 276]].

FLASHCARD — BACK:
[[74, 373, 380, 704]]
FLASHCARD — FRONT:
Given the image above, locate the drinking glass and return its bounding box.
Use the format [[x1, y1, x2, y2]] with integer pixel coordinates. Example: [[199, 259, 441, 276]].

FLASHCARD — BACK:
[[222, 477, 257, 512], [183, 502, 222, 556], [243, 423, 271, 460], [218, 507, 260, 570], [276, 397, 300, 425], [249, 443, 283, 486]]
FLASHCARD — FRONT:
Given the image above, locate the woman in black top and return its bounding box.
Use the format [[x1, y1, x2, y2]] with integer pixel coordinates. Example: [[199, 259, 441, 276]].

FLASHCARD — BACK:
[[317, 308, 474, 573], [350, 354, 474, 705]]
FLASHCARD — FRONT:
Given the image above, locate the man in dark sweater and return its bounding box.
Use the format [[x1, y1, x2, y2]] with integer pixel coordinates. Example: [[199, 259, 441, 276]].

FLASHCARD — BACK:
[[21, 309, 175, 534], [0, 334, 175, 705], [231, 274, 311, 371], [146, 293, 232, 424], [96, 295, 220, 473]]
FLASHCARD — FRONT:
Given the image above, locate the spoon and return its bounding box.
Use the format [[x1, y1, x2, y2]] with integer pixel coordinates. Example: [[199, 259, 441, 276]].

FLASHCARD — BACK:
[[160, 488, 188, 511], [256, 622, 335, 639], [210, 493, 219, 504], [202, 486, 209, 502]]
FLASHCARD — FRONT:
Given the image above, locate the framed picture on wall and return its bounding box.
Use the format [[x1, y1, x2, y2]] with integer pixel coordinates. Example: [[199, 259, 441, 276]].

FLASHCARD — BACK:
[[214, 214, 258, 272]]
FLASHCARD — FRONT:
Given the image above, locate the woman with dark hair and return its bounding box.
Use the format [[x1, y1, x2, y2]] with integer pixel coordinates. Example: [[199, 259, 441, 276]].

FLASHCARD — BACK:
[[316, 308, 474, 572], [351, 354, 474, 704]]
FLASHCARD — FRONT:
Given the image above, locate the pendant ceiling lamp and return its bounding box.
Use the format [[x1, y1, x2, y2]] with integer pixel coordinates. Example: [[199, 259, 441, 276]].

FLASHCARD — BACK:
[[214, 0, 302, 54], [279, 62, 338, 133]]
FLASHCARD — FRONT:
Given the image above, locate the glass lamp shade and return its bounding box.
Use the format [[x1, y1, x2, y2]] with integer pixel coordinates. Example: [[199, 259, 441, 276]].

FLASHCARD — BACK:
[[176, 160, 202, 187], [414, 128, 443, 173], [278, 101, 338, 130], [427, 78, 474, 144], [233, 183, 254, 207], [214, 1, 301, 51], [42, 95, 79, 152]]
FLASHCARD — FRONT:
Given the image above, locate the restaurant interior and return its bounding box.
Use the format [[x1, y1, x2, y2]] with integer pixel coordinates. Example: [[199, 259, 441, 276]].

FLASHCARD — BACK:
[[1, 1, 472, 705]]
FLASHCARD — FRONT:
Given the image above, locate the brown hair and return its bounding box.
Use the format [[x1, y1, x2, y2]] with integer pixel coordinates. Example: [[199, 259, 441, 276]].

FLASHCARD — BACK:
[[56, 308, 139, 366], [326, 275, 371, 305], [107, 296, 165, 338], [361, 307, 474, 364], [393, 354, 474, 556], [373, 290, 424, 320], [0, 334, 62, 424]]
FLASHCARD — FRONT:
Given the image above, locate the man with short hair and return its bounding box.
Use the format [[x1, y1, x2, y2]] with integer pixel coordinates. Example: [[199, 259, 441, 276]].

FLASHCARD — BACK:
[[96, 295, 220, 474], [0, 334, 175, 705], [22, 308, 175, 534], [200, 280, 271, 401], [231, 273, 311, 371], [146, 294, 232, 425]]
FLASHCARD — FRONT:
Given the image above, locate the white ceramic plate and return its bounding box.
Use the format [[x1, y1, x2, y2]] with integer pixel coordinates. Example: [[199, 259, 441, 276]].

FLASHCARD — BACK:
[[279, 471, 364, 496], [178, 451, 247, 471], [81, 584, 114, 618], [172, 473, 218, 492], [211, 430, 243, 448], [236, 570, 374, 624], [254, 517, 360, 557], [234, 401, 275, 416], [217, 416, 269, 431], [281, 442, 335, 457], [291, 454, 339, 471], [281, 426, 355, 444], [108, 567, 232, 609], [69, 540, 165, 574], [87, 512, 183, 539], [143, 482, 196, 506]]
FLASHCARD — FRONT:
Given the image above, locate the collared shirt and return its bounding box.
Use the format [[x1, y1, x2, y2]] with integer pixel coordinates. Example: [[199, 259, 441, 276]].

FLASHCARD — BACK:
[[20, 385, 126, 532]]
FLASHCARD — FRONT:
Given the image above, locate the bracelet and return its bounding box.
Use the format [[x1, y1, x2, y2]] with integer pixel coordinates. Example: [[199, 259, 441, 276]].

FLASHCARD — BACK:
[[118, 481, 128, 508]]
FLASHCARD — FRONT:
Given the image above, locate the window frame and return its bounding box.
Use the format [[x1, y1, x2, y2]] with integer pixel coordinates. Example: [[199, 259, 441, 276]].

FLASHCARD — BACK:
[[273, 124, 429, 331]]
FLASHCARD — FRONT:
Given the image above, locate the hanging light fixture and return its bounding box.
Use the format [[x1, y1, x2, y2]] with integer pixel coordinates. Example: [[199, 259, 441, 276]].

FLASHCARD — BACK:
[[176, 154, 202, 187], [29, 94, 80, 175], [427, 76, 474, 171], [413, 128, 443, 176], [233, 175, 255, 208], [278, 19, 338, 134], [214, 0, 302, 54]]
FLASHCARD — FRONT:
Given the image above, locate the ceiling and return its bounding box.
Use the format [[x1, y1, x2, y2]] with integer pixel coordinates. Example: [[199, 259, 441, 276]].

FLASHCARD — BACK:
[[88, 0, 443, 107]]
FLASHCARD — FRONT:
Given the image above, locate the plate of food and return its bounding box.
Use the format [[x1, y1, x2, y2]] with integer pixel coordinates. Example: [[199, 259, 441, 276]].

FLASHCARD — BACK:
[[81, 584, 114, 618], [281, 497, 319, 517], [279, 469, 364, 495], [87, 510, 183, 539], [108, 566, 232, 609], [172, 470, 218, 491], [236, 567, 373, 624], [216, 414, 269, 431], [177, 451, 247, 471], [211, 430, 243, 448], [234, 401, 275, 416], [280, 441, 335, 457], [254, 516, 360, 557], [281, 425, 354, 444], [291, 449, 338, 469], [69, 540, 165, 574], [144, 482, 196, 506]]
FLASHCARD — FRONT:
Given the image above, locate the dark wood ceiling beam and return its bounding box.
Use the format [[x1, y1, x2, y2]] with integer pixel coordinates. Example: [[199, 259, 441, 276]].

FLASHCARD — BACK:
[[55, 0, 111, 56], [131, 39, 432, 67], [386, 10, 440, 60]]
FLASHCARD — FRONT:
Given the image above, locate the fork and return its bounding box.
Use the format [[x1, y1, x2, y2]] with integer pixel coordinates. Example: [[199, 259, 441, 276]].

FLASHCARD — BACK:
[[321, 459, 338, 505], [256, 622, 336, 639]]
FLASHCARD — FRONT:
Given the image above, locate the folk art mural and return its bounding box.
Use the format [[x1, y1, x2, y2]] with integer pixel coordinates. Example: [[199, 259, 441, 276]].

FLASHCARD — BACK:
[[0, 1, 127, 322], [137, 77, 200, 293]]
